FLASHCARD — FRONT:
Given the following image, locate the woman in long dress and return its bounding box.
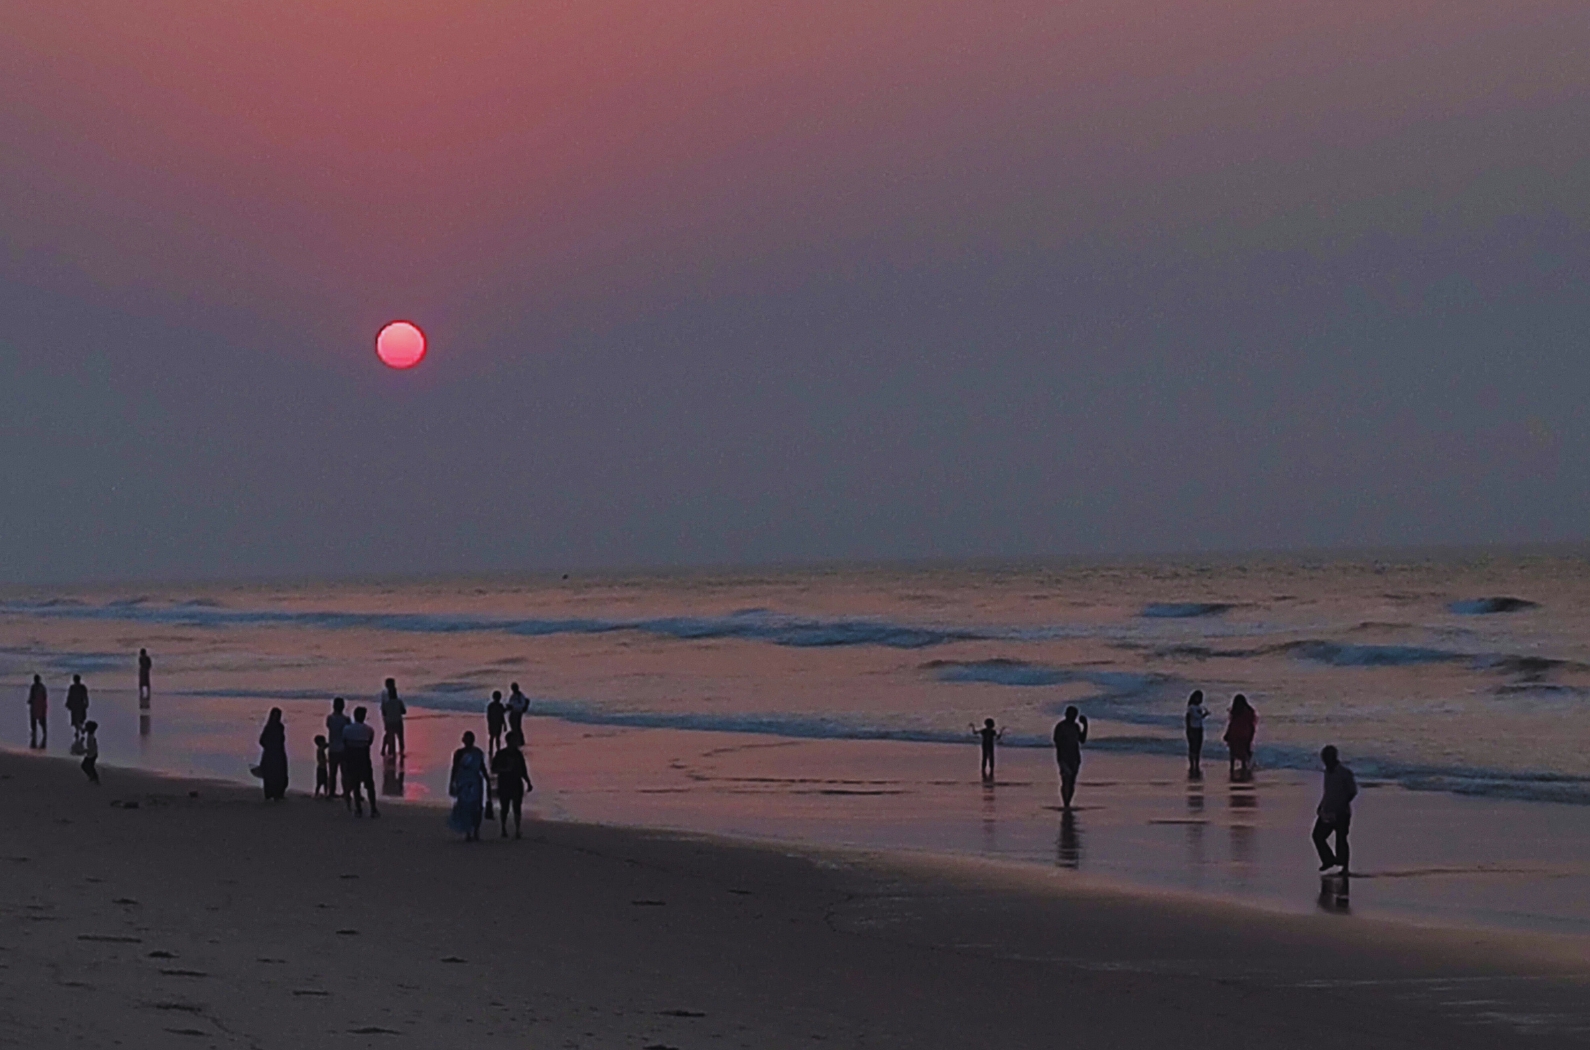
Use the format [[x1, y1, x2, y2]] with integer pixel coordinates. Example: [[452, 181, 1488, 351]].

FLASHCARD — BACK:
[[259, 708, 290, 801], [1223, 694, 1257, 779], [448, 731, 488, 840]]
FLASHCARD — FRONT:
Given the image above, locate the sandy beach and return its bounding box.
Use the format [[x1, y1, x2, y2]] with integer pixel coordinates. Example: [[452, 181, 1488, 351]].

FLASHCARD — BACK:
[[3, 749, 1589, 1049]]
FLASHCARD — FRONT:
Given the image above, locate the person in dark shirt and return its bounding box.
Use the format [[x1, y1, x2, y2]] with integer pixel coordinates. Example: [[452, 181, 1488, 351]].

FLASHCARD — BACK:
[[138, 648, 153, 709], [491, 730, 533, 839], [325, 697, 351, 801], [1312, 745, 1358, 874], [486, 691, 507, 755], [65, 675, 90, 744], [506, 683, 530, 740], [1052, 706, 1089, 811], [971, 719, 1004, 781], [27, 675, 47, 749], [341, 706, 379, 818]]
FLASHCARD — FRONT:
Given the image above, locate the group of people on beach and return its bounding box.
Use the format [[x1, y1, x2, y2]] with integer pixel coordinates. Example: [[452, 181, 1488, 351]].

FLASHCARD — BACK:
[[24, 672, 100, 784]]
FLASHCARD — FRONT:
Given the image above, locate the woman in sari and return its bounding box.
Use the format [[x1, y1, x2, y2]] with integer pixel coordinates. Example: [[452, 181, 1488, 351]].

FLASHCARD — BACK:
[[1224, 694, 1257, 779], [448, 730, 488, 841], [258, 708, 289, 801]]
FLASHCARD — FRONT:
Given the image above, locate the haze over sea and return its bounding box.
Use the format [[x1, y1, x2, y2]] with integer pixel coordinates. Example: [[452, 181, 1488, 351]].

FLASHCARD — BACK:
[[5, 549, 1587, 805]]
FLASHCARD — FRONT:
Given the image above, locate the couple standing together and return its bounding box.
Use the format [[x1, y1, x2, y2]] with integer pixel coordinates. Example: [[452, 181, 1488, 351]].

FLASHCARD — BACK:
[[322, 683, 400, 816]]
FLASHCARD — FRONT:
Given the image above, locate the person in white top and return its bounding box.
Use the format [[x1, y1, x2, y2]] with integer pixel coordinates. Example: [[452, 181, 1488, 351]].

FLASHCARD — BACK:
[[1184, 690, 1210, 776]]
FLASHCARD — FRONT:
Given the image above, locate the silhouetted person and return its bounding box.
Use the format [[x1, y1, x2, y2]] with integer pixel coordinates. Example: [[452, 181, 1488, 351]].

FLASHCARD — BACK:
[[325, 697, 350, 800], [1184, 690, 1209, 776], [80, 721, 100, 784], [138, 648, 152, 709], [27, 675, 47, 749], [486, 691, 506, 755], [971, 718, 1003, 780], [1052, 705, 1089, 811], [1312, 745, 1357, 874], [65, 674, 89, 743], [379, 678, 406, 759], [342, 706, 378, 817], [259, 708, 289, 801], [1224, 694, 1257, 778], [506, 682, 529, 740], [448, 731, 488, 841], [314, 735, 330, 799], [491, 730, 532, 839]]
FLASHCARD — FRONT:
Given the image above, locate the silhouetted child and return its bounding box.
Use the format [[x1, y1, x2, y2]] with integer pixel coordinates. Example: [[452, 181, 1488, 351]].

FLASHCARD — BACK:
[[81, 721, 99, 784], [314, 735, 329, 798], [486, 691, 506, 755], [971, 718, 1004, 780]]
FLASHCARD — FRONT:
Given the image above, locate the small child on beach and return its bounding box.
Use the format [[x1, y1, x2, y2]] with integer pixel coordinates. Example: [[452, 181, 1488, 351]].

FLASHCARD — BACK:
[[81, 721, 99, 784], [971, 718, 1004, 781], [314, 735, 329, 798]]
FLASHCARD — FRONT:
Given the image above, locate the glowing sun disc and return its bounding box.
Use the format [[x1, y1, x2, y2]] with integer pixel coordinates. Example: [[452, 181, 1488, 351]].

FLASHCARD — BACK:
[[376, 321, 426, 369]]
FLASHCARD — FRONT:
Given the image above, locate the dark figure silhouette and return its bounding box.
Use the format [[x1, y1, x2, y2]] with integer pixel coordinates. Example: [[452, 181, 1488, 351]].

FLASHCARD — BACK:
[[313, 735, 329, 799], [1052, 706, 1089, 811], [506, 682, 529, 740], [448, 731, 488, 841], [1184, 690, 1209, 776], [380, 678, 406, 759], [1225, 694, 1257, 778], [486, 691, 506, 755], [138, 648, 152, 709], [342, 707, 379, 817], [971, 719, 1003, 780], [65, 675, 90, 742], [491, 730, 533, 839], [1312, 745, 1357, 874], [27, 675, 47, 749], [259, 708, 289, 801], [324, 697, 350, 800], [80, 721, 100, 784]]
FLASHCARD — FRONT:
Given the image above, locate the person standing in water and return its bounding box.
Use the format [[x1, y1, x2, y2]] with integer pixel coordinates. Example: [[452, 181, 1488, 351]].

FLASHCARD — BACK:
[[379, 678, 406, 759], [486, 691, 506, 755], [324, 697, 350, 800], [448, 731, 489, 841], [27, 675, 48, 749], [341, 707, 379, 817], [1184, 690, 1210, 776], [1312, 745, 1357, 874], [137, 648, 153, 710], [970, 719, 1003, 781], [1224, 694, 1257, 778], [80, 721, 100, 784], [65, 675, 90, 745], [1052, 706, 1089, 811], [506, 683, 530, 741], [491, 730, 533, 838]]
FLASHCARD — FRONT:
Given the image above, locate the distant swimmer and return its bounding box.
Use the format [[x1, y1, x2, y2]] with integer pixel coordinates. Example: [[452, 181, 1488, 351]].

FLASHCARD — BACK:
[[1312, 745, 1357, 874], [138, 648, 152, 709], [486, 691, 506, 755], [379, 678, 406, 760], [65, 675, 90, 744], [80, 721, 100, 785], [1052, 706, 1089, 811], [342, 707, 379, 817], [1224, 694, 1257, 778], [970, 718, 1004, 780], [1184, 690, 1210, 776], [325, 697, 350, 801], [506, 682, 530, 740], [27, 675, 47, 749]]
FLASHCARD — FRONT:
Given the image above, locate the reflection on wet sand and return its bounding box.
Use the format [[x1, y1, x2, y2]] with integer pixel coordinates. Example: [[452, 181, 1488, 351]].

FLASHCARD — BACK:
[[1318, 874, 1351, 915], [382, 756, 406, 797], [1056, 810, 1082, 869]]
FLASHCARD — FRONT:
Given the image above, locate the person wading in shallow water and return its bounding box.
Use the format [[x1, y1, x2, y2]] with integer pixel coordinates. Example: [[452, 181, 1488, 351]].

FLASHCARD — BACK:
[[1052, 706, 1089, 811], [138, 648, 153, 709], [971, 719, 1003, 781], [65, 675, 90, 746], [486, 691, 506, 756], [1312, 745, 1357, 874], [27, 675, 47, 749], [379, 678, 406, 759], [506, 683, 530, 741], [1184, 690, 1210, 776]]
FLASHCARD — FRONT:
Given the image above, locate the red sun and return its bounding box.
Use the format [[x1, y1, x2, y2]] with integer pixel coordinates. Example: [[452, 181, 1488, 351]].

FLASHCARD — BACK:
[[376, 321, 426, 369]]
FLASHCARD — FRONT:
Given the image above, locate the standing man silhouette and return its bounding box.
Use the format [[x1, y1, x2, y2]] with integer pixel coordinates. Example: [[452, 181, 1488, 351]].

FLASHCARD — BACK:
[[138, 649, 153, 710], [325, 697, 350, 801], [1052, 706, 1089, 811], [1312, 745, 1358, 874], [27, 675, 47, 749], [506, 682, 530, 741], [379, 678, 406, 759], [65, 675, 90, 745]]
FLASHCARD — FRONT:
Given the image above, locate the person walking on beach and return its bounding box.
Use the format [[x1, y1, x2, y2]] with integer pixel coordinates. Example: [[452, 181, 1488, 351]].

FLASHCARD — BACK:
[[1184, 690, 1210, 776], [65, 674, 90, 745], [138, 648, 152, 709], [1312, 745, 1357, 874], [325, 697, 350, 800], [258, 708, 289, 801], [971, 719, 1003, 780], [27, 674, 47, 749], [1052, 706, 1089, 811], [379, 678, 406, 760], [342, 707, 379, 817], [1224, 695, 1257, 778], [506, 683, 530, 741], [486, 691, 506, 755], [80, 721, 100, 784], [448, 731, 489, 841], [491, 730, 532, 838]]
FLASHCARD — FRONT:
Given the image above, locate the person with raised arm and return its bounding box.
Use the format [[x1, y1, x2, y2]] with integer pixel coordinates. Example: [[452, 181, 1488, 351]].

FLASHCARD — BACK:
[[1052, 706, 1089, 811]]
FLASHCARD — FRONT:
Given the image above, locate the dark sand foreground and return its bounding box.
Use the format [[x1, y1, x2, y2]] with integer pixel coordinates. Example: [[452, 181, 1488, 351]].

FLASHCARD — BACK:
[[3, 752, 1589, 1048]]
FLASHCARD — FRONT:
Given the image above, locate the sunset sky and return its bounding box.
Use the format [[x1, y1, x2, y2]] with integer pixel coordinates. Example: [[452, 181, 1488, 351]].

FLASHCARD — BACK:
[[2, 0, 1586, 582]]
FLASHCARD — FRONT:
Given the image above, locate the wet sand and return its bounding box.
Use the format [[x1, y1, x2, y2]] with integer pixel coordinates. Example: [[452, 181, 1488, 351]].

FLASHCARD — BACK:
[[3, 750, 1590, 1048]]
